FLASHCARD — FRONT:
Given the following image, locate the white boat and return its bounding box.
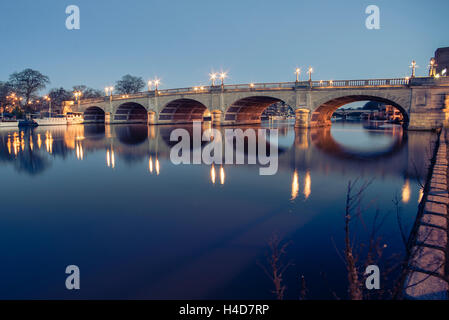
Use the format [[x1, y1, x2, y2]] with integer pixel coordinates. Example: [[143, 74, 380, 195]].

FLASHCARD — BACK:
[[0, 120, 19, 128], [66, 112, 84, 125], [35, 116, 67, 126]]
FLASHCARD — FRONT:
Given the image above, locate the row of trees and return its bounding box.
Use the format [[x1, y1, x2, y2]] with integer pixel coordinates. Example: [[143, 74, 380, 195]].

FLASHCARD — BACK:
[[0, 69, 147, 117]]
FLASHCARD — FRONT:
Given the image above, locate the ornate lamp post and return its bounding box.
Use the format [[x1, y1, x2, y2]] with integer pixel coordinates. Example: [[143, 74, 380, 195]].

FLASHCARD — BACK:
[[410, 60, 417, 78], [220, 72, 227, 88], [307, 67, 313, 82], [295, 68, 301, 82], [44, 95, 52, 116], [429, 58, 437, 77], [210, 73, 217, 86]]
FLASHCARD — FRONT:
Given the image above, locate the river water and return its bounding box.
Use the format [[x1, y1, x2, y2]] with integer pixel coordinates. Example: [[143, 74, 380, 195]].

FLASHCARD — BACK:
[[0, 121, 436, 299]]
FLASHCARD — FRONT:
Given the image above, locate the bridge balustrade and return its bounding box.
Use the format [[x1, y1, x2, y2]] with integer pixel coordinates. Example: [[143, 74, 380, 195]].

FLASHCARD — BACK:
[[77, 78, 418, 105]]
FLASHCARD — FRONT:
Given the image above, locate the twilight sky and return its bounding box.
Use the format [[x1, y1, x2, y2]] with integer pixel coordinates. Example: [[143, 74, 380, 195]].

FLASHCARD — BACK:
[[0, 0, 448, 92]]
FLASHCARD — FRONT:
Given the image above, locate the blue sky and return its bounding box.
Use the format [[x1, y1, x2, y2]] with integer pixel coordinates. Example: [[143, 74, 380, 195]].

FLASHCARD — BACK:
[[0, 0, 448, 92]]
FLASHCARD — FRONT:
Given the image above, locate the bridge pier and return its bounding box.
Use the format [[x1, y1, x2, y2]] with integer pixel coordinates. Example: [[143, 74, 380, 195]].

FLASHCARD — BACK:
[[105, 112, 112, 124], [211, 110, 223, 126], [148, 111, 156, 125], [295, 108, 310, 128]]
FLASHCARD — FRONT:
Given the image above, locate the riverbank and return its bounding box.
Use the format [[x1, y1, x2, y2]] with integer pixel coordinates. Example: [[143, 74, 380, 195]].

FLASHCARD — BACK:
[[404, 128, 449, 299]]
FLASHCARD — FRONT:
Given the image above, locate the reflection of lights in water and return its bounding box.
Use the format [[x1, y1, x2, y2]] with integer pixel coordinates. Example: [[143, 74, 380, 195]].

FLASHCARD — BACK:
[[155, 158, 160, 175], [106, 148, 115, 168], [76, 142, 83, 160], [291, 170, 299, 200], [148, 156, 153, 173], [220, 166, 225, 185], [7, 136, 11, 154], [21, 135, 25, 151], [45, 131, 53, 154], [12, 132, 20, 155], [211, 164, 216, 184], [418, 187, 423, 203], [303, 171, 311, 200], [37, 134, 42, 149], [402, 179, 410, 203], [29, 134, 33, 151]]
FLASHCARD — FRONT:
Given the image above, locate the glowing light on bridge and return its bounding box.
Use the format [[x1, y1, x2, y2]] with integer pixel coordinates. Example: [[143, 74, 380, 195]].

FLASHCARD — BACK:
[[154, 79, 161, 91], [104, 86, 114, 96], [409, 60, 418, 78], [147, 80, 153, 91], [295, 68, 301, 82], [210, 73, 218, 86], [220, 166, 225, 185], [291, 170, 299, 200], [303, 170, 311, 200], [402, 179, 411, 203], [210, 164, 216, 184], [307, 67, 313, 81], [220, 72, 228, 86]]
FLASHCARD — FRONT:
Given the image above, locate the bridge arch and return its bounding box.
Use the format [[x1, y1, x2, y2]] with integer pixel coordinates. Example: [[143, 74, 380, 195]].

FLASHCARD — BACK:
[[83, 106, 105, 123], [311, 95, 409, 127], [224, 96, 286, 125], [114, 102, 148, 123], [159, 98, 208, 124]]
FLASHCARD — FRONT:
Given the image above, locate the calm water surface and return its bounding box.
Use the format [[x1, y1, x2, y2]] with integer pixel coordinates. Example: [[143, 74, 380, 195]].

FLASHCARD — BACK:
[[0, 121, 436, 299]]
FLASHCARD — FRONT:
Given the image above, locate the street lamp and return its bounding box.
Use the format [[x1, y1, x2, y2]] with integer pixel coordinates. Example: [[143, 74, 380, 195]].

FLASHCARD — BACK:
[[307, 67, 313, 82], [429, 58, 437, 77], [295, 68, 301, 82], [220, 72, 227, 87], [104, 86, 114, 96], [210, 73, 217, 86], [147, 80, 153, 91], [154, 79, 160, 91], [44, 95, 52, 116], [410, 60, 417, 78], [74, 91, 82, 110]]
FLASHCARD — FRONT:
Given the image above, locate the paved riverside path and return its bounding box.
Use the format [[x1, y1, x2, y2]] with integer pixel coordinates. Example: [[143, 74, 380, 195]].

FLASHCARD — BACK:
[[404, 128, 449, 299]]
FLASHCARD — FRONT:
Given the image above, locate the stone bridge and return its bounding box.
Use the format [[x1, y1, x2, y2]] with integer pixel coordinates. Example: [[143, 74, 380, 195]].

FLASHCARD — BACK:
[[76, 77, 449, 130]]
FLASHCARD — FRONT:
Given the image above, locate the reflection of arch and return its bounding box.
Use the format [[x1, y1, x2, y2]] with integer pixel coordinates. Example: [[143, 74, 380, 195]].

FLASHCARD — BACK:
[[115, 103, 147, 123], [115, 125, 148, 145], [83, 124, 105, 139], [159, 124, 290, 160], [159, 99, 207, 123], [83, 106, 105, 123], [225, 96, 284, 124], [312, 95, 409, 127], [309, 126, 407, 161]]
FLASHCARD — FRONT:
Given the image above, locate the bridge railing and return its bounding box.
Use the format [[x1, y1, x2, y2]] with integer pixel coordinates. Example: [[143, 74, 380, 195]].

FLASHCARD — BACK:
[[77, 78, 413, 104], [311, 78, 410, 88]]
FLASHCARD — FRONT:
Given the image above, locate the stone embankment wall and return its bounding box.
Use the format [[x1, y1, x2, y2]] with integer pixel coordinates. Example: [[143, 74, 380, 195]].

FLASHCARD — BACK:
[[404, 128, 449, 299]]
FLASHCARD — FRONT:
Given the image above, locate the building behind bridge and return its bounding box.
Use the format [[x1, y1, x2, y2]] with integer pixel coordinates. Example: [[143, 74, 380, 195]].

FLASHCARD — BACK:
[[435, 47, 449, 75]]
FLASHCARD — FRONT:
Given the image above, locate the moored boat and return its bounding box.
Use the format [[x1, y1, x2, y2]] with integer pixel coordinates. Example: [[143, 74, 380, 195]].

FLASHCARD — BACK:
[[35, 115, 67, 126], [0, 120, 19, 128], [66, 112, 84, 125]]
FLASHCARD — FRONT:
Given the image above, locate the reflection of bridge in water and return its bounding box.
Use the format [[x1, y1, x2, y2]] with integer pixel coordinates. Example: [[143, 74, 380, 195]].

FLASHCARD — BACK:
[[0, 123, 436, 180]]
